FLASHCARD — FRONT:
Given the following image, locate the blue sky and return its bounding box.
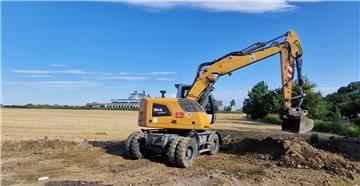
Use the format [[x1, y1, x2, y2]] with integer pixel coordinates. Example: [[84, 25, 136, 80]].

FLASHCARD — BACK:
[[2, 1, 359, 106]]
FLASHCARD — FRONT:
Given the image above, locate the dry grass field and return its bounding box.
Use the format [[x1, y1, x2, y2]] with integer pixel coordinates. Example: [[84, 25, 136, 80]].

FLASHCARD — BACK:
[[1, 108, 360, 186], [2, 109, 140, 142], [1, 109, 282, 142]]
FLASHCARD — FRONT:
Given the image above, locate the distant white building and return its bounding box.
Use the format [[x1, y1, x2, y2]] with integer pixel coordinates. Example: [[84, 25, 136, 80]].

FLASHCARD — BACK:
[[86, 91, 150, 109], [215, 100, 224, 111], [128, 91, 150, 100]]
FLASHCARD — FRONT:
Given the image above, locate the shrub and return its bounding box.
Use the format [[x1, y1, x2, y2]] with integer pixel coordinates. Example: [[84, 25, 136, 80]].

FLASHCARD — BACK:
[[343, 123, 360, 137], [313, 120, 360, 138], [354, 116, 360, 126], [314, 120, 345, 134], [261, 114, 282, 125], [327, 122, 346, 134]]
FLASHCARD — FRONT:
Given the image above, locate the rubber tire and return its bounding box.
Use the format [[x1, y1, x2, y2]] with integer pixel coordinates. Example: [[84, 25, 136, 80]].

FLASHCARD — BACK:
[[167, 137, 182, 166], [129, 132, 145, 159], [176, 137, 198, 168], [209, 134, 220, 155], [125, 131, 141, 158]]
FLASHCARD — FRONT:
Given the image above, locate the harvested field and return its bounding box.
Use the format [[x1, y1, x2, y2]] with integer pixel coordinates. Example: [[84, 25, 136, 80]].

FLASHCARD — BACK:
[[1, 108, 360, 185]]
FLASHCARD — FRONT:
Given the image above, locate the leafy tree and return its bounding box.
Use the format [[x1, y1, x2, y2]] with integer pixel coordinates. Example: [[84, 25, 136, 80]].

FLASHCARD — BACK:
[[266, 88, 283, 115], [242, 78, 358, 122], [334, 107, 342, 121], [326, 81, 360, 120], [243, 77, 328, 120], [26, 103, 34, 107], [224, 106, 231, 112], [291, 77, 328, 120], [230, 99, 236, 107], [243, 81, 272, 119]]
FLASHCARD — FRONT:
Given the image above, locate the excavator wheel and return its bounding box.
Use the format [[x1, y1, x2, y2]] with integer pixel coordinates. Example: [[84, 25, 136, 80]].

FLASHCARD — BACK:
[[125, 131, 146, 159], [208, 134, 220, 155], [176, 137, 198, 168], [125, 131, 140, 158], [167, 137, 182, 166]]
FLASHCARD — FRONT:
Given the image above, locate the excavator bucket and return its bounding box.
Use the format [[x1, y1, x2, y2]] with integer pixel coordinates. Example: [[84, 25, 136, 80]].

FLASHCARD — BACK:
[[282, 110, 314, 133]]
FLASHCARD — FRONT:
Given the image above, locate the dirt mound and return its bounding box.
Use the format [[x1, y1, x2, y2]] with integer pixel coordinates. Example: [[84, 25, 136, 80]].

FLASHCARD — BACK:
[[2, 139, 82, 153], [311, 137, 360, 161], [223, 136, 360, 177]]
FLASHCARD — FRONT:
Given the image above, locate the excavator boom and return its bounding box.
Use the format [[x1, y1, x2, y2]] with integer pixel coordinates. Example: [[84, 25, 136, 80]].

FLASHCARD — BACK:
[[186, 30, 313, 133]]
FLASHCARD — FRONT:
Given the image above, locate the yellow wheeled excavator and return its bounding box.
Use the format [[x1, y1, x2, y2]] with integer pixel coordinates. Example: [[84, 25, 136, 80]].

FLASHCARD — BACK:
[[126, 30, 314, 167]]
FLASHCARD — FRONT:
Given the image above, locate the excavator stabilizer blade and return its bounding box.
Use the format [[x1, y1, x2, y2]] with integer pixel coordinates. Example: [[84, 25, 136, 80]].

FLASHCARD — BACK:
[[282, 113, 314, 133]]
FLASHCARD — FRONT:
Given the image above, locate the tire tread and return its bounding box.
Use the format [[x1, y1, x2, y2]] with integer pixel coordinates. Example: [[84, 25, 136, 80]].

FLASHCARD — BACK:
[[168, 137, 182, 166], [125, 131, 141, 158], [130, 132, 144, 159], [176, 137, 197, 168]]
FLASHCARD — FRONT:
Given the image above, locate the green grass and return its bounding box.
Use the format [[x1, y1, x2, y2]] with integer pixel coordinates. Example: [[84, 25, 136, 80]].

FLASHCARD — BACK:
[[256, 113, 360, 138], [313, 120, 360, 138], [261, 114, 282, 125], [343, 123, 360, 137]]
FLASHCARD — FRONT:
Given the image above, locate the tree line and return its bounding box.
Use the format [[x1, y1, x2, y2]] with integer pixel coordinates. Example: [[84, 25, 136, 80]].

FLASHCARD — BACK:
[[242, 78, 360, 137], [1, 104, 138, 110]]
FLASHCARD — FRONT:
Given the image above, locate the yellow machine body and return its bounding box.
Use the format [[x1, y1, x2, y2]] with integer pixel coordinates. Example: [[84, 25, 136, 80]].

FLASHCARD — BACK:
[[138, 98, 212, 130]]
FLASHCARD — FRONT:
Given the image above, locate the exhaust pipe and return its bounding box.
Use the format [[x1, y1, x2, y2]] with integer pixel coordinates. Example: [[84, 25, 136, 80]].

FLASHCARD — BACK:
[[282, 108, 314, 133]]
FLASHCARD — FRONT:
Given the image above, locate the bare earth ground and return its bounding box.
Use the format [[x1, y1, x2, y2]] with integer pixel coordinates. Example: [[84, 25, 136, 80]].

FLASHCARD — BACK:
[[1, 108, 360, 186]]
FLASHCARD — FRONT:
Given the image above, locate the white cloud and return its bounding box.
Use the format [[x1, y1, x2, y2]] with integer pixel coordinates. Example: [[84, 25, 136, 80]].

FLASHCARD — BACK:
[[99, 75, 148, 81], [28, 75, 52, 78], [118, 72, 131, 75], [99, 72, 115, 75], [12, 69, 177, 76], [12, 69, 112, 75], [49, 64, 66, 67], [137, 71, 177, 75], [156, 78, 175, 81], [4, 81, 102, 89], [114, 0, 307, 13], [60, 70, 88, 74], [12, 69, 89, 75], [13, 69, 52, 74], [98, 84, 135, 89]]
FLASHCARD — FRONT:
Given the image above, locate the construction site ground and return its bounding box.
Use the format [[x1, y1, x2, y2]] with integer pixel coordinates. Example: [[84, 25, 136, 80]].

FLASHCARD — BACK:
[[2, 108, 360, 186]]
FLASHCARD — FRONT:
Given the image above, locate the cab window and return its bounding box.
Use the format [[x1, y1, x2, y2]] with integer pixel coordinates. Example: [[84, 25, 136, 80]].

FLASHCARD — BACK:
[[178, 99, 205, 112]]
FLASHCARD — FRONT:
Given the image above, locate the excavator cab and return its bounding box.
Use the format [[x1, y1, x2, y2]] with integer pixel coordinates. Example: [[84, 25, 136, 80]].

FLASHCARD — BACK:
[[175, 84, 216, 124], [175, 84, 191, 98]]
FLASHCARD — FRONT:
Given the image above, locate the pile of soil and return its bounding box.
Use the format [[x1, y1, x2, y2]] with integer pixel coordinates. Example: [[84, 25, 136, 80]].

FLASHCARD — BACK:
[[312, 137, 360, 160], [2, 139, 80, 152], [223, 136, 360, 177]]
